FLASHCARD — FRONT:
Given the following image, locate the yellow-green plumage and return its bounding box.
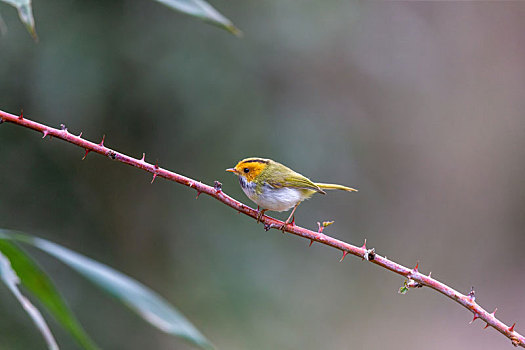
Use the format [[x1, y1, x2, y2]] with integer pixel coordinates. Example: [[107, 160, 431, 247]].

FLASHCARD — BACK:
[[226, 158, 357, 222]]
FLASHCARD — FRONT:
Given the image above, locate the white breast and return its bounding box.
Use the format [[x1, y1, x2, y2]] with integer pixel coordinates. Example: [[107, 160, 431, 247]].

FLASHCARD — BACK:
[[242, 185, 302, 213]]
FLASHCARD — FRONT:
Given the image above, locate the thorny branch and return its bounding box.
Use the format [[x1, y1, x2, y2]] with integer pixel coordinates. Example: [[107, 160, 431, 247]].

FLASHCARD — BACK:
[[0, 109, 523, 348]]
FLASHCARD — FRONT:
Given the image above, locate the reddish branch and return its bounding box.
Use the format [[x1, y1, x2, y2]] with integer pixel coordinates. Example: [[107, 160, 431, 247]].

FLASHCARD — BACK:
[[0, 109, 523, 348]]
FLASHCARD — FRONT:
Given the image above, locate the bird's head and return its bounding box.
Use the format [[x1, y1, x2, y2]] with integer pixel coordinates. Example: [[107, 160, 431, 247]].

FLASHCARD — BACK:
[[226, 157, 270, 182]]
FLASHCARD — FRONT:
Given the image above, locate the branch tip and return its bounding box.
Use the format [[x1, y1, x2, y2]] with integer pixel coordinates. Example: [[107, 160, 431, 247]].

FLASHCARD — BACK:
[[317, 221, 334, 233]]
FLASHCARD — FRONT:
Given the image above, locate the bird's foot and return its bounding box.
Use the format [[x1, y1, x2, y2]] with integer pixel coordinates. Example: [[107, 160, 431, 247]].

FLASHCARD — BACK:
[[279, 216, 295, 233], [256, 207, 267, 223]]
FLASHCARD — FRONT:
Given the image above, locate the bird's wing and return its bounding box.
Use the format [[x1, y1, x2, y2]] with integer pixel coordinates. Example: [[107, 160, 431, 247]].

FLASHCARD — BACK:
[[268, 172, 325, 194]]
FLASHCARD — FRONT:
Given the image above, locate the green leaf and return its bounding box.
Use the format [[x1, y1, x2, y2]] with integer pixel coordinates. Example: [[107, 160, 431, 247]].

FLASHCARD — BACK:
[[0, 250, 58, 350], [154, 0, 241, 36], [0, 230, 214, 350], [0, 0, 37, 40], [0, 240, 98, 350]]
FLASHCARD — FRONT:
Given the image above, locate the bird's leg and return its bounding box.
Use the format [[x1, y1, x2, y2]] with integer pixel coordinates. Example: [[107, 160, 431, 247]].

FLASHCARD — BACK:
[[256, 207, 268, 223], [280, 203, 300, 232]]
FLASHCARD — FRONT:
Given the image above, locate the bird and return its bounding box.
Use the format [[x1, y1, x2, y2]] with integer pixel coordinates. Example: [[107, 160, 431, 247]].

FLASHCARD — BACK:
[[226, 157, 357, 229]]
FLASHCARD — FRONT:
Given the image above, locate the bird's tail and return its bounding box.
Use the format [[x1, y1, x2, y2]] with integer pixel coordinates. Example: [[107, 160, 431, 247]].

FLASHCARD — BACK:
[[315, 183, 358, 192]]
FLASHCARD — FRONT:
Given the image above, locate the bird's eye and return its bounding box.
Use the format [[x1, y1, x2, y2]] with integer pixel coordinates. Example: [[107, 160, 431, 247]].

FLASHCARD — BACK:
[[243, 168, 250, 173]]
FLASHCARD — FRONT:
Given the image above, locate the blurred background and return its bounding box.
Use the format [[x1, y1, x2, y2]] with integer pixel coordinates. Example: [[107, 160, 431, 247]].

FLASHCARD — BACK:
[[1, 1, 525, 349]]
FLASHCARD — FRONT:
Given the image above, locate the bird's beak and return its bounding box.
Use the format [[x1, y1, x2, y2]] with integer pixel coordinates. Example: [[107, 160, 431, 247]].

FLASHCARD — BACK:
[[225, 168, 237, 174]]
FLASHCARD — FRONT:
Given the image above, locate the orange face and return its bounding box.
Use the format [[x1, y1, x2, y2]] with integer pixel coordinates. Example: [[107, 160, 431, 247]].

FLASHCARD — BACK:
[[226, 158, 269, 182]]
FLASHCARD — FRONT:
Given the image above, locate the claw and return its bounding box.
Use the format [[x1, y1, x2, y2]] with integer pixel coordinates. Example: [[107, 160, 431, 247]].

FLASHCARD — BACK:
[[256, 208, 267, 223], [279, 215, 295, 233]]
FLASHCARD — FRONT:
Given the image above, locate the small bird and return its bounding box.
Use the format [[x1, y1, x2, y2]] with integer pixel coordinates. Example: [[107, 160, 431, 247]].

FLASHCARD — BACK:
[[226, 157, 357, 228]]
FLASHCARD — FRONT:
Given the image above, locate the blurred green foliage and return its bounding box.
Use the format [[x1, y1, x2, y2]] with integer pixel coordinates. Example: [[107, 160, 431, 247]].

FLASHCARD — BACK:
[[0, 238, 98, 350], [1, 1, 525, 349], [0, 230, 215, 349]]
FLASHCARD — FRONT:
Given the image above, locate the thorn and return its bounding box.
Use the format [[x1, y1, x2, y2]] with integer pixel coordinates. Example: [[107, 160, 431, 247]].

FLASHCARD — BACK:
[[470, 313, 479, 324], [468, 286, 476, 301], [490, 308, 497, 317], [413, 261, 419, 273], [509, 323, 516, 332], [140, 153, 146, 162], [82, 149, 90, 160], [77, 131, 82, 138], [214, 181, 223, 192], [428, 271, 432, 278], [361, 239, 367, 250], [291, 216, 295, 225], [151, 161, 160, 183], [309, 240, 314, 247], [99, 134, 106, 147], [18, 109, 23, 119], [195, 191, 201, 199], [60, 124, 67, 132], [484, 323, 490, 329], [42, 130, 49, 139], [340, 251, 348, 262]]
